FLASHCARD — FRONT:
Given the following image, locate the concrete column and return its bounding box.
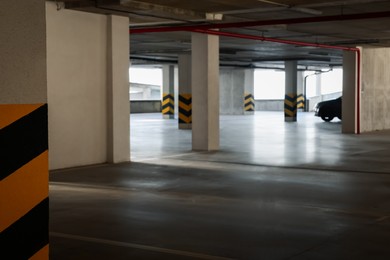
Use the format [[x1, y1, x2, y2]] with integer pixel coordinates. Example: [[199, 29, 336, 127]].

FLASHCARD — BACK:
[[360, 47, 390, 132], [0, 0, 49, 259], [162, 65, 175, 119], [284, 61, 298, 122], [106, 15, 130, 163], [297, 71, 305, 110], [244, 69, 255, 114], [192, 32, 220, 151], [220, 69, 245, 115], [343, 50, 358, 133], [178, 54, 192, 129]]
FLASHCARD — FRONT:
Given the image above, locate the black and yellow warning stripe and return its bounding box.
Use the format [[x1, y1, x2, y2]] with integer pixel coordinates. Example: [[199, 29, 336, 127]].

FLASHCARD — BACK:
[[284, 93, 297, 117], [179, 94, 192, 124], [0, 104, 49, 260], [244, 93, 255, 112], [297, 94, 305, 109], [162, 93, 174, 115]]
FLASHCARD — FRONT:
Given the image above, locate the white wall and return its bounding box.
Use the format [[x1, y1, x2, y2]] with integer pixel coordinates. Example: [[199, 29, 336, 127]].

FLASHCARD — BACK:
[[46, 2, 129, 169], [361, 47, 390, 132]]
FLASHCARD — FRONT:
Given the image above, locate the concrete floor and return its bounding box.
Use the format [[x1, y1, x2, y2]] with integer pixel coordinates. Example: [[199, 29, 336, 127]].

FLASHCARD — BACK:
[[50, 112, 390, 259]]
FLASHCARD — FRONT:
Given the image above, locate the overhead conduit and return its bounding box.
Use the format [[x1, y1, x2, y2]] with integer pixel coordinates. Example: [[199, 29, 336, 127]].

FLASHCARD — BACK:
[[127, 11, 390, 134]]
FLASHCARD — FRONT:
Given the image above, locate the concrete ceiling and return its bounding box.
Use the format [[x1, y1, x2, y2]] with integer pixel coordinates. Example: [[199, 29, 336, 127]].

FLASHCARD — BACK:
[[63, 0, 390, 70]]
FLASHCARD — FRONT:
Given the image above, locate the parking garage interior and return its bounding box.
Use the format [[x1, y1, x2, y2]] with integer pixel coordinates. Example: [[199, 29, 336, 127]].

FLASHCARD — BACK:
[[2, 1, 390, 259]]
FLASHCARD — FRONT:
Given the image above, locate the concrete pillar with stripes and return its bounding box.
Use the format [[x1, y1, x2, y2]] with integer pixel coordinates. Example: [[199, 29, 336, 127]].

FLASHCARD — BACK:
[[0, 1, 49, 258], [244, 69, 255, 114], [284, 61, 298, 122], [297, 71, 305, 111], [178, 54, 192, 129], [192, 32, 220, 151], [162, 64, 175, 119]]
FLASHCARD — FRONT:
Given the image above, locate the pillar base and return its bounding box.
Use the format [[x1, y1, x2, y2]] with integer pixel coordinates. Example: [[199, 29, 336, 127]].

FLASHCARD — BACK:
[[179, 123, 192, 129], [163, 114, 174, 119], [285, 117, 297, 122]]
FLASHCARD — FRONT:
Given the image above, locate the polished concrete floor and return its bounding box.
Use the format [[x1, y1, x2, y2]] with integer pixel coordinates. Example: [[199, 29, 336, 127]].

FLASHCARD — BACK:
[[50, 112, 390, 259]]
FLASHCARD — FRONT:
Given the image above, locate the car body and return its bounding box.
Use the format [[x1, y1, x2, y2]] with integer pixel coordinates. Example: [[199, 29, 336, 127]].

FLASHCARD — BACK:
[[314, 97, 342, 122]]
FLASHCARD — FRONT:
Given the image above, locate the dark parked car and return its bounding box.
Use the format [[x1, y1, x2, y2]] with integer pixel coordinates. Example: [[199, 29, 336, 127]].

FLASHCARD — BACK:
[[314, 97, 342, 122]]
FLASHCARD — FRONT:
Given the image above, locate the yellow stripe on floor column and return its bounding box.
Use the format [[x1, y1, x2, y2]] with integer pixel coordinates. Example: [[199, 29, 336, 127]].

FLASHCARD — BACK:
[[29, 244, 49, 260], [0, 104, 49, 259], [0, 151, 48, 232], [0, 104, 42, 129]]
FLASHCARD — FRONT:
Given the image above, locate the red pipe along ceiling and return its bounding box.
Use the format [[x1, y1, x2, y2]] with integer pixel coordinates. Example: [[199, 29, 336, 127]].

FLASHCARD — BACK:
[[130, 12, 367, 133]]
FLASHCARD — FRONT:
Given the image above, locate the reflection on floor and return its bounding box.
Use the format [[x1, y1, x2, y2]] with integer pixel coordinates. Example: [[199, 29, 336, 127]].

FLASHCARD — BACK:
[[50, 112, 390, 259]]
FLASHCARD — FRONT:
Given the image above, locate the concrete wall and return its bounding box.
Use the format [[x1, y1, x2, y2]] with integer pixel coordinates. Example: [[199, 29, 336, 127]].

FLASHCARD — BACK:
[[0, 0, 47, 103], [46, 2, 128, 169], [220, 69, 245, 115], [361, 47, 390, 132], [130, 101, 161, 113], [255, 100, 284, 111], [254, 92, 341, 112]]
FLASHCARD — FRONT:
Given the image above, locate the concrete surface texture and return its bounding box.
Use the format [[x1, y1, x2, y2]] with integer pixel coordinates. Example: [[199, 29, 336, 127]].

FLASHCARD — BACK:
[[0, 0, 47, 104], [220, 69, 245, 115], [50, 112, 390, 259], [361, 47, 390, 132]]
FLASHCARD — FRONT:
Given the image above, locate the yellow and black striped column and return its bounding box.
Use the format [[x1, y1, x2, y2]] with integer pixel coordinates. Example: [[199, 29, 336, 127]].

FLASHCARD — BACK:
[[179, 94, 192, 129], [162, 93, 174, 119], [297, 94, 305, 110], [244, 93, 255, 113], [284, 93, 297, 121], [0, 104, 49, 259]]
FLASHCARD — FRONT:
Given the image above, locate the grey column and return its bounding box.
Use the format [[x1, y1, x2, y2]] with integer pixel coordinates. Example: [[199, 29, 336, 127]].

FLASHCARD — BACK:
[[220, 68, 245, 115], [342, 50, 358, 133], [284, 61, 298, 122], [192, 32, 220, 151], [106, 15, 130, 163], [244, 69, 255, 114], [162, 65, 175, 119], [297, 71, 305, 111], [0, 1, 48, 259], [178, 54, 192, 129]]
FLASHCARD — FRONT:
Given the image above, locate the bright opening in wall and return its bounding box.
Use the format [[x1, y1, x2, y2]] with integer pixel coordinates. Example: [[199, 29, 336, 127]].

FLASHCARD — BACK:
[[254, 69, 285, 100], [304, 68, 343, 98], [322, 68, 343, 95], [129, 67, 162, 100]]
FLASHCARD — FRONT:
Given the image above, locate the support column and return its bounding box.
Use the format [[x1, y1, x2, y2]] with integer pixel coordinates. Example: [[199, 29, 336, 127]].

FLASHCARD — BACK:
[[343, 50, 358, 133], [178, 54, 192, 129], [162, 65, 175, 119], [0, 1, 49, 259], [107, 15, 130, 163], [220, 69, 245, 115], [297, 71, 305, 111], [284, 61, 298, 122], [244, 69, 255, 114], [192, 32, 220, 151]]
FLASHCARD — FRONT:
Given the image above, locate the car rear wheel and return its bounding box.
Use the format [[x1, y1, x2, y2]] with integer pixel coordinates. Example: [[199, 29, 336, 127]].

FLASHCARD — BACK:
[[321, 116, 334, 122]]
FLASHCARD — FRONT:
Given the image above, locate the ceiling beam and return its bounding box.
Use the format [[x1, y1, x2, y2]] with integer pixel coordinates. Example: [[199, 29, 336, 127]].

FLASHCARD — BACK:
[[120, 0, 205, 19]]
